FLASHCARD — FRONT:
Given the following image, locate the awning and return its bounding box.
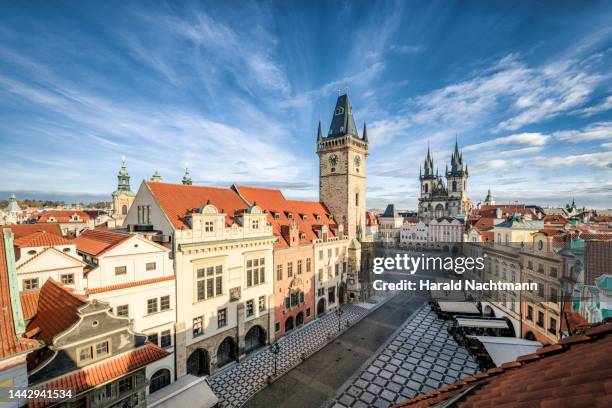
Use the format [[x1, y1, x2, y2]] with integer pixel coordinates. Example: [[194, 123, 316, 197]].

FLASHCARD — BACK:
[[437, 301, 480, 314], [468, 336, 542, 366], [148, 375, 219, 408], [455, 316, 509, 329]]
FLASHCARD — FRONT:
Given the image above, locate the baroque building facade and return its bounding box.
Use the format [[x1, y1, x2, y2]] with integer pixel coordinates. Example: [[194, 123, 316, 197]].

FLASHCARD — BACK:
[[418, 141, 471, 220]]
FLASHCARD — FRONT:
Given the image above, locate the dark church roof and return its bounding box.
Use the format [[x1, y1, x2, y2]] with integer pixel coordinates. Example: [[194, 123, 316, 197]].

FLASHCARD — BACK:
[[328, 93, 359, 138], [381, 204, 400, 219]]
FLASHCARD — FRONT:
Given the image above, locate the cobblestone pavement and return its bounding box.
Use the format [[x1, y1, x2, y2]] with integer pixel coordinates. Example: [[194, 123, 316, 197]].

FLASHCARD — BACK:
[[208, 293, 395, 407], [329, 304, 480, 408]]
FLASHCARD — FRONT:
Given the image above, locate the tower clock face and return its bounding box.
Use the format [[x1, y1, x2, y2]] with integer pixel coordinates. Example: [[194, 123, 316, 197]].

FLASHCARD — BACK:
[[329, 154, 338, 167], [354, 154, 361, 166]]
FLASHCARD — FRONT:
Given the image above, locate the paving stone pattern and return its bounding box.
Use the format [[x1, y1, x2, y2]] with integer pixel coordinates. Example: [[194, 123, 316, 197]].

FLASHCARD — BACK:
[[209, 294, 394, 407], [330, 305, 479, 408]]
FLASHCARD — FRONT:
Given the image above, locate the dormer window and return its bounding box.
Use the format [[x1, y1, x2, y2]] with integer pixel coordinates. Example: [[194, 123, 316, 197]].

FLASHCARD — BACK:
[[274, 212, 280, 220], [27, 250, 37, 255], [252, 220, 259, 229], [287, 212, 293, 220], [204, 221, 214, 232], [316, 215, 321, 221], [302, 215, 308, 221]]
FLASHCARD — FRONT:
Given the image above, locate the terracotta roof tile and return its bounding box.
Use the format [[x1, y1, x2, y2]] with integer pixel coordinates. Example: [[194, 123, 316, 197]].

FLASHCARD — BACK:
[[0, 229, 41, 360], [19, 290, 40, 321], [26, 279, 86, 344], [85, 275, 175, 294], [14, 231, 72, 248], [393, 322, 612, 408], [29, 343, 169, 408], [2, 223, 63, 239], [36, 210, 91, 223], [148, 182, 249, 229], [74, 229, 131, 256]]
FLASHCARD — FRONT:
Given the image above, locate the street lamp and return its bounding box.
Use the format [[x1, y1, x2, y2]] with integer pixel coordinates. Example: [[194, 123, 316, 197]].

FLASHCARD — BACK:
[[270, 341, 281, 378], [336, 308, 344, 332]]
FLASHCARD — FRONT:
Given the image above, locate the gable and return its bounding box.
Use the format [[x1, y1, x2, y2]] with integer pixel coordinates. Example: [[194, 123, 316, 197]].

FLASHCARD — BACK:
[[102, 235, 169, 257], [17, 247, 84, 273]]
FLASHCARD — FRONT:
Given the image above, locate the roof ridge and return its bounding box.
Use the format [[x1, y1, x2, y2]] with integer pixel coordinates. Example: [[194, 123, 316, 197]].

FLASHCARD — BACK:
[[393, 321, 612, 407]]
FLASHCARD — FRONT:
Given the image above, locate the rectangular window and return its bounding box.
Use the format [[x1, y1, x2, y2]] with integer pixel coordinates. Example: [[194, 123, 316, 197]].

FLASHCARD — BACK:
[[276, 264, 283, 281], [328, 287, 336, 304], [306, 258, 311, 272], [275, 322, 280, 332], [527, 261, 533, 270], [197, 265, 222, 300], [96, 341, 109, 358], [319, 250, 323, 260], [246, 299, 254, 317], [137, 205, 151, 225], [335, 263, 339, 276], [550, 287, 558, 302], [115, 266, 127, 276], [215, 275, 222, 296], [204, 221, 214, 232], [306, 308, 311, 317], [343, 261, 347, 273], [146, 262, 156, 271], [193, 316, 203, 337], [259, 295, 266, 312], [160, 295, 170, 311], [527, 306, 533, 320], [318, 269, 323, 281], [116, 304, 129, 317], [148, 333, 159, 346], [537, 311, 544, 327], [79, 346, 93, 362], [549, 318, 557, 335], [297, 260, 302, 274], [252, 219, 259, 229], [60, 273, 74, 285], [290, 292, 299, 308], [218, 308, 227, 328], [160, 330, 171, 347], [355, 192, 359, 206], [147, 298, 158, 314], [550, 267, 558, 277], [118, 377, 133, 394], [246, 258, 265, 287], [287, 262, 293, 277], [538, 284, 545, 298], [299, 292, 304, 304], [23, 278, 39, 291]]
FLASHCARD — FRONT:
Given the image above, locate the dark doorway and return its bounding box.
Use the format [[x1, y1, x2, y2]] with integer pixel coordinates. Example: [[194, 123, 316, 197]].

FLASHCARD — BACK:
[[245, 325, 266, 354], [149, 369, 171, 393], [339, 284, 346, 305], [296, 312, 304, 326], [317, 298, 326, 316], [217, 337, 237, 368], [525, 331, 537, 341], [285, 316, 294, 332], [187, 348, 210, 376]]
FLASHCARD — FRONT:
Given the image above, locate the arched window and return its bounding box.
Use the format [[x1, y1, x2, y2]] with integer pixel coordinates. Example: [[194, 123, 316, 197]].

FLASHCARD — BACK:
[[149, 369, 171, 393], [121, 205, 128, 215], [424, 184, 429, 193], [452, 181, 457, 191]]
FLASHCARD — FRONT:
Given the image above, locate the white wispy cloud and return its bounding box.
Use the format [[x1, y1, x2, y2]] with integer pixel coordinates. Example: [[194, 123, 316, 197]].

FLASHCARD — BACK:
[[464, 132, 550, 152], [553, 121, 612, 142], [389, 44, 422, 54], [577, 95, 612, 116]]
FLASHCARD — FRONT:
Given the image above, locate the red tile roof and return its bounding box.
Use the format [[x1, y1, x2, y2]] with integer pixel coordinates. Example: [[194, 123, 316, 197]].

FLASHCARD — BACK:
[[29, 343, 169, 408], [36, 210, 91, 223], [393, 322, 612, 408], [0, 229, 41, 360], [366, 211, 378, 226], [85, 275, 175, 295], [14, 231, 72, 248], [543, 214, 568, 225], [148, 182, 249, 229], [74, 229, 131, 257], [20, 290, 40, 321], [25, 279, 86, 344], [3, 223, 63, 239], [234, 185, 339, 248]]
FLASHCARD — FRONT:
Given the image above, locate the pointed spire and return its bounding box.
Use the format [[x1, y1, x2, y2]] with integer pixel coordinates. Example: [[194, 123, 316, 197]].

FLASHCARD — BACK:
[[182, 167, 192, 185], [362, 122, 368, 142], [317, 120, 323, 141], [328, 89, 358, 138], [114, 158, 134, 196]]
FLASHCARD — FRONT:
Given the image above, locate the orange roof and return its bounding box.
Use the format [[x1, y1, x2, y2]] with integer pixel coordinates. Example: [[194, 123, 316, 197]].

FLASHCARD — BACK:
[[25, 279, 86, 344], [148, 182, 249, 229], [0, 230, 41, 360], [75, 229, 131, 257], [86, 275, 175, 294], [592, 215, 612, 223], [3, 223, 63, 239], [36, 210, 91, 223], [14, 231, 72, 248], [473, 217, 495, 231], [543, 214, 568, 224], [29, 343, 169, 408], [403, 217, 418, 224], [393, 322, 612, 408], [233, 185, 338, 248], [20, 290, 40, 321], [366, 211, 378, 226]]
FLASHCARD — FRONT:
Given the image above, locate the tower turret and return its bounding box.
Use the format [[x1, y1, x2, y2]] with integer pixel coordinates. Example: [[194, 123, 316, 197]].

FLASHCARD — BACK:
[[182, 167, 193, 185]]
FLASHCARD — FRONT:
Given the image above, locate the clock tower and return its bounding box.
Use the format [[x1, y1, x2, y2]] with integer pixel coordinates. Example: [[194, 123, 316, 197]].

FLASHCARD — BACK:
[[317, 92, 368, 242]]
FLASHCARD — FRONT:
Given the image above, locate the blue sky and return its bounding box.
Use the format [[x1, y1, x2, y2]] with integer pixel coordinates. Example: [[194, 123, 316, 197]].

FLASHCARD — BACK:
[[0, 0, 611, 208]]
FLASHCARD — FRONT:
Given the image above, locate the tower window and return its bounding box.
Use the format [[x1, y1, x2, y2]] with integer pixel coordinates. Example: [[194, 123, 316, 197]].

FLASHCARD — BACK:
[[452, 181, 457, 192], [355, 192, 359, 206]]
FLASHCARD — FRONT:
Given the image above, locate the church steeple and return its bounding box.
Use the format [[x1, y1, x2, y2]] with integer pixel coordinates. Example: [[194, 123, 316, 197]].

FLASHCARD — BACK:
[[182, 167, 193, 185], [327, 92, 358, 138], [317, 120, 323, 142], [113, 159, 135, 197]]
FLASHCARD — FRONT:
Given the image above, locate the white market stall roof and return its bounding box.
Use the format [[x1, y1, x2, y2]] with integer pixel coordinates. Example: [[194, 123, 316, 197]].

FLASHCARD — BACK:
[[148, 375, 219, 408], [468, 336, 543, 367], [454, 316, 510, 329], [437, 301, 480, 314]]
